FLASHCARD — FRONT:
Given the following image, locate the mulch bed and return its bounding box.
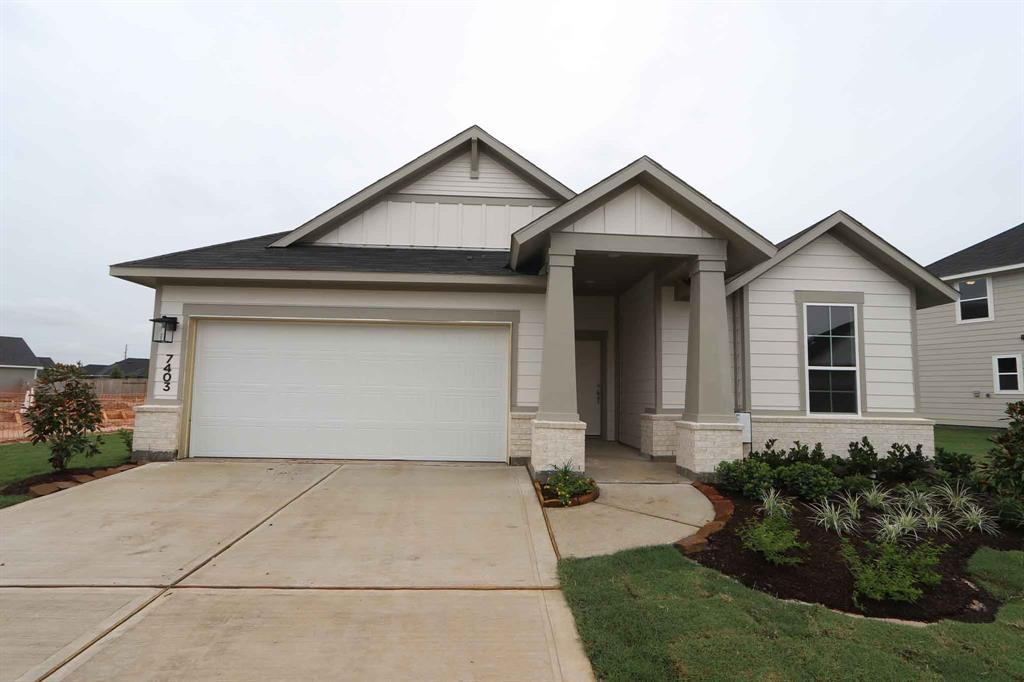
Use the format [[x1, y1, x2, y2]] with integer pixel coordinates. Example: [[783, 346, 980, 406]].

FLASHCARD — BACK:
[[2, 463, 138, 497], [534, 480, 600, 507], [691, 494, 1024, 623]]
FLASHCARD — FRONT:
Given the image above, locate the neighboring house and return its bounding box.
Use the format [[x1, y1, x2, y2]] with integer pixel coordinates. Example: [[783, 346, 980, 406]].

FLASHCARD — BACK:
[[0, 337, 44, 392], [917, 223, 1024, 428], [36, 356, 55, 369], [84, 358, 150, 379], [111, 126, 956, 475]]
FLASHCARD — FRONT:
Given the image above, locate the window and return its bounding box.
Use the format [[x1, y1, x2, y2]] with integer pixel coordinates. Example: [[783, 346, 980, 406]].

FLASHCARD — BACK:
[[993, 355, 1023, 394], [956, 277, 993, 322], [805, 304, 859, 414]]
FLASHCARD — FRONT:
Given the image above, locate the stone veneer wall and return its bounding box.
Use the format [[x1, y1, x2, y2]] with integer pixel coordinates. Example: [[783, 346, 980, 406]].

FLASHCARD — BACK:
[[509, 412, 534, 464], [132, 404, 181, 462], [640, 414, 679, 460], [530, 420, 586, 473], [750, 416, 936, 458], [676, 420, 744, 478]]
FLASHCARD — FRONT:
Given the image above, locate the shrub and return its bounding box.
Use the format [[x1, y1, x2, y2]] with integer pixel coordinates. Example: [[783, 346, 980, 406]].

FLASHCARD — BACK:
[[842, 474, 874, 493], [878, 443, 928, 483], [716, 458, 775, 498], [838, 491, 863, 521], [840, 540, 943, 606], [978, 401, 1024, 498], [861, 482, 892, 509], [23, 364, 104, 471], [895, 485, 937, 512], [933, 448, 975, 480], [748, 439, 787, 468], [847, 437, 879, 476], [117, 428, 133, 451], [920, 506, 960, 539], [773, 463, 841, 501], [543, 462, 595, 506], [993, 496, 1024, 529], [740, 512, 807, 565], [956, 502, 1000, 535], [871, 505, 923, 544], [757, 488, 794, 518], [807, 499, 857, 535], [933, 481, 976, 512]]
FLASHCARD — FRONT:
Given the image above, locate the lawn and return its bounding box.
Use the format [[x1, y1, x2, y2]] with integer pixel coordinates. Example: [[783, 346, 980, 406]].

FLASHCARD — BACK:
[[559, 546, 1024, 682], [0, 435, 131, 509], [934, 424, 1003, 461]]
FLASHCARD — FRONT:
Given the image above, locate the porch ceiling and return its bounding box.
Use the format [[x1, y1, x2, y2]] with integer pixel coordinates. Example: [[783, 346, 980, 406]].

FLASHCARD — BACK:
[[572, 253, 682, 295]]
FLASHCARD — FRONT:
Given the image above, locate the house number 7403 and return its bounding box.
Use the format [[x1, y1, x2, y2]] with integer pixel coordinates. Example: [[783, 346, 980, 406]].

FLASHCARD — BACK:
[[161, 354, 174, 392]]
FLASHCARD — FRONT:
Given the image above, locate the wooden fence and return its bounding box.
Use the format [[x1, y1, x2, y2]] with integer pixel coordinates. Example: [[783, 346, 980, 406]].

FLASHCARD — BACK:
[[0, 385, 146, 444]]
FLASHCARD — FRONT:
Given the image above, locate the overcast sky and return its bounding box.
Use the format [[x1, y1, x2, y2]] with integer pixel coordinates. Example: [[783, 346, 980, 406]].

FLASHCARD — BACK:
[[1, 1, 1021, 363]]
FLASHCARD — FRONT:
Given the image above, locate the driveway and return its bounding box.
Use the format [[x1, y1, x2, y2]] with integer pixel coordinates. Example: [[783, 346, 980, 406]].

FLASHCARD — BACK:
[[0, 461, 593, 682]]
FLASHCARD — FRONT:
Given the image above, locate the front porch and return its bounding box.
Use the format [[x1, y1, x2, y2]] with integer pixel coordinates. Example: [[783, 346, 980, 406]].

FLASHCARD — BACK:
[[583, 440, 680, 484]]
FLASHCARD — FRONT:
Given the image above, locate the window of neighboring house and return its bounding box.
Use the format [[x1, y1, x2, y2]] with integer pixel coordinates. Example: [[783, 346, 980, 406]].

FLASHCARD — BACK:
[[805, 303, 859, 415], [956, 277, 993, 322], [993, 355, 1023, 394]]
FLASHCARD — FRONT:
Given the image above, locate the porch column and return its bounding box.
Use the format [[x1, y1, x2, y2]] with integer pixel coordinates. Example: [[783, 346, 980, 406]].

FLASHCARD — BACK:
[[531, 252, 586, 473], [676, 255, 743, 477]]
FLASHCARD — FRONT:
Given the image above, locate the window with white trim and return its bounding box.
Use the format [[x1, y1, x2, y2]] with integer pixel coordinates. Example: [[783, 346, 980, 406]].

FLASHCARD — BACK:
[[993, 355, 1023, 393], [805, 304, 858, 414], [956, 277, 992, 322]]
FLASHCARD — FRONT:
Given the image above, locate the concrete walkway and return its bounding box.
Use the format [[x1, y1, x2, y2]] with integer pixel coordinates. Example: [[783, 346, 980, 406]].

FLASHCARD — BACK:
[[0, 461, 593, 682]]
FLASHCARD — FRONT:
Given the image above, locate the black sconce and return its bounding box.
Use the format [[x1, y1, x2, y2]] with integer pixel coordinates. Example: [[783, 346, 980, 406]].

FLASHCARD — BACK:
[[150, 316, 178, 343]]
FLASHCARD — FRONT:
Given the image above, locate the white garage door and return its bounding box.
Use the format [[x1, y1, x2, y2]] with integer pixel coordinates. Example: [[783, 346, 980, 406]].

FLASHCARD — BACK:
[[187, 319, 509, 461]]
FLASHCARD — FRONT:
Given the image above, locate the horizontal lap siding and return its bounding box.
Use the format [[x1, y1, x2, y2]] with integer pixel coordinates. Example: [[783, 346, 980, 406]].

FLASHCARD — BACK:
[[658, 287, 735, 410], [154, 286, 545, 409], [916, 269, 1024, 427], [747, 234, 916, 414]]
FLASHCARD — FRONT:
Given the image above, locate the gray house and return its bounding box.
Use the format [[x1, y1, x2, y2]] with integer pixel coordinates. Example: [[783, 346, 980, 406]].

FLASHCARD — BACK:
[[111, 126, 956, 475], [918, 223, 1024, 428], [0, 336, 44, 392]]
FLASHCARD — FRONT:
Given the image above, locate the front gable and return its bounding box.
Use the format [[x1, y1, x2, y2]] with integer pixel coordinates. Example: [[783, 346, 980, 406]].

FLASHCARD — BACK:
[[562, 184, 712, 239]]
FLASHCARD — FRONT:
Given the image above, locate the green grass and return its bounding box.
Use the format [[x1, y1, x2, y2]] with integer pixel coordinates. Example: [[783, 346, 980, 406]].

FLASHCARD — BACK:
[[559, 546, 1024, 681], [934, 425, 1003, 462], [0, 435, 131, 509]]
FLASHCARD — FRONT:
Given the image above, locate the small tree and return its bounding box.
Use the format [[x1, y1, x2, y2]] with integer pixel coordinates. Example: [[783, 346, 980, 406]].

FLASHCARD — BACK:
[[23, 364, 104, 471], [980, 401, 1024, 498]]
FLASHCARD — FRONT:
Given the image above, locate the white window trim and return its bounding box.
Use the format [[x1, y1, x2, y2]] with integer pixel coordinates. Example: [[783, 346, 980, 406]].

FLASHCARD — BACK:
[[803, 302, 861, 417], [955, 276, 994, 324], [992, 354, 1023, 394]]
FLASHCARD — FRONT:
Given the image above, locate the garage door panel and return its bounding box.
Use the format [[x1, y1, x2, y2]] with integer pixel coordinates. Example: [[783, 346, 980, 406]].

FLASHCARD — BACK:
[[188, 320, 509, 461]]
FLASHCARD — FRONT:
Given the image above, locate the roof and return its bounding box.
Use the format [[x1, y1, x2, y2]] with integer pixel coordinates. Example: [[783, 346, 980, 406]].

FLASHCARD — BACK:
[[86, 358, 149, 378], [510, 156, 777, 273], [270, 125, 576, 248], [112, 232, 529, 276], [726, 211, 958, 309], [927, 222, 1024, 278], [0, 337, 42, 368], [36, 357, 55, 369]]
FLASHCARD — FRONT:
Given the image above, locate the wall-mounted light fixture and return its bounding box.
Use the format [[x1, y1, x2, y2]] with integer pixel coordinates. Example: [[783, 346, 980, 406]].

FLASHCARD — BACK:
[[150, 316, 178, 343]]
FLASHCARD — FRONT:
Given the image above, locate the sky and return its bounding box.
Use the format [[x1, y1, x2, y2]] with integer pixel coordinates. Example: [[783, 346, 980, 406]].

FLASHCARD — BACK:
[[1, 0, 1022, 363]]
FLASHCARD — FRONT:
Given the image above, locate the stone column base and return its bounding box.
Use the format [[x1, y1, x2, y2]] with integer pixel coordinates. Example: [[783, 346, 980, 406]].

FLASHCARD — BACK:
[[530, 419, 586, 474], [132, 404, 181, 462], [675, 420, 743, 480], [509, 412, 535, 466], [640, 414, 680, 460]]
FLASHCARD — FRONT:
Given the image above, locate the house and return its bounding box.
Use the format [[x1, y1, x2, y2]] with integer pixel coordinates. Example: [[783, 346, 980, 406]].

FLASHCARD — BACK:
[[0, 336, 44, 392], [110, 126, 956, 475], [917, 222, 1024, 428], [36, 356, 55, 369], [84, 358, 150, 379]]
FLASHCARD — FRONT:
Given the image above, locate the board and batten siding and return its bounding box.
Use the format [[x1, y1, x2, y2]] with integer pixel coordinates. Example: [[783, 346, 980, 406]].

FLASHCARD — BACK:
[[562, 185, 713, 238], [917, 268, 1024, 428], [617, 273, 656, 448], [747, 233, 917, 415], [400, 151, 550, 200], [659, 287, 735, 410], [150, 286, 545, 409]]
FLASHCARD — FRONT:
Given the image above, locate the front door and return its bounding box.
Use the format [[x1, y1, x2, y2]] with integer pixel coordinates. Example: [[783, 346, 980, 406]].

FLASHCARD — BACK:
[[575, 338, 602, 437]]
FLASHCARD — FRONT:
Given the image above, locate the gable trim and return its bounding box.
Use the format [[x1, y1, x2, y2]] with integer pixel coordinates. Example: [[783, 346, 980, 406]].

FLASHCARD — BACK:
[[270, 125, 575, 248]]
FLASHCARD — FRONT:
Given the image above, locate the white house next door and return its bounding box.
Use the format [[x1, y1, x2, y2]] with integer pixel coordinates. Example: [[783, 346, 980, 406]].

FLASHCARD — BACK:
[[187, 319, 510, 461]]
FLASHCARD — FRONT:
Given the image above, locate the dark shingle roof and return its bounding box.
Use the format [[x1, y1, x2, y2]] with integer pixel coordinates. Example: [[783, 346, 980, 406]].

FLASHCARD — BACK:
[[113, 233, 530, 276], [36, 356, 55, 369], [928, 223, 1024, 278], [83, 358, 150, 378], [0, 337, 41, 367]]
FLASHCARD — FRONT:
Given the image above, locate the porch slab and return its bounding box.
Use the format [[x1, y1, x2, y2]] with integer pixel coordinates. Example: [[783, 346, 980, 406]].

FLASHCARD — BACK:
[[0, 587, 159, 682], [595, 483, 715, 526], [47, 588, 594, 682], [583, 441, 681, 483]]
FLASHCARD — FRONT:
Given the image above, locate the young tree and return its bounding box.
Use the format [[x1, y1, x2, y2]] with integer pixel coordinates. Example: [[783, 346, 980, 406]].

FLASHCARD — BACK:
[[23, 363, 104, 471]]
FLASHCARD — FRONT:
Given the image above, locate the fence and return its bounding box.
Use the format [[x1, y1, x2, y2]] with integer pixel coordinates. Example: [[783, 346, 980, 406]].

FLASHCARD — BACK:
[[0, 387, 147, 444]]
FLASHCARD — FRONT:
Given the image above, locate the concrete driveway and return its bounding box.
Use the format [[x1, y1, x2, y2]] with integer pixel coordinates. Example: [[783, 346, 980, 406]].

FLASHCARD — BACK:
[[0, 461, 592, 682]]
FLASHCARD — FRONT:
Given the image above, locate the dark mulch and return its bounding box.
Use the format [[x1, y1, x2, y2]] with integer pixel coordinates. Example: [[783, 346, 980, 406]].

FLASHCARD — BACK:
[[1, 465, 130, 495], [691, 494, 1024, 623]]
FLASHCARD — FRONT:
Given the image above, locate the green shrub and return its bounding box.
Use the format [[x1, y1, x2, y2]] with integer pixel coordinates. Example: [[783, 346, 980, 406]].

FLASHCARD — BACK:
[[22, 364, 104, 471], [933, 448, 975, 480], [748, 439, 787, 468], [716, 459, 775, 498], [842, 474, 874, 493], [878, 443, 928, 483], [774, 462, 841, 501], [847, 437, 879, 476], [993, 496, 1024, 529], [117, 428, 133, 451], [740, 512, 807, 565], [543, 462, 596, 506], [840, 540, 943, 606], [978, 401, 1024, 498]]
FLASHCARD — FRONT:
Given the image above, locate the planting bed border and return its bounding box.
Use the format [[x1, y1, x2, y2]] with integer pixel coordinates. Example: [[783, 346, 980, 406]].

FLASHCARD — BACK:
[[3, 463, 141, 499], [675, 481, 733, 554], [533, 480, 601, 508]]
